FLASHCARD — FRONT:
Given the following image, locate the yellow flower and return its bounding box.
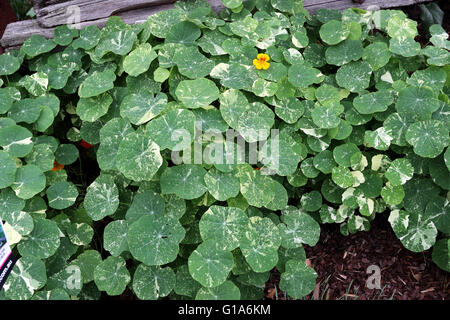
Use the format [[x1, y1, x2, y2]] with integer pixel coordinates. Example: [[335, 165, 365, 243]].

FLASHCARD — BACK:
[[253, 53, 270, 70]]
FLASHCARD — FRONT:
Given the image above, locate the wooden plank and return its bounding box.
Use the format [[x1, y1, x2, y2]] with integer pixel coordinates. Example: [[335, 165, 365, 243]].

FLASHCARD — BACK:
[[1, 0, 434, 49], [35, 0, 177, 27], [1, 4, 174, 48], [303, 0, 432, 13]]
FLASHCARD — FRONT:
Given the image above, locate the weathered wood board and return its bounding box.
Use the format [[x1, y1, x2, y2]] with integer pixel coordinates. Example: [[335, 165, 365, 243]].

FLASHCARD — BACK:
[[1, 0, 433, 50], [34, 0, 177, 27]]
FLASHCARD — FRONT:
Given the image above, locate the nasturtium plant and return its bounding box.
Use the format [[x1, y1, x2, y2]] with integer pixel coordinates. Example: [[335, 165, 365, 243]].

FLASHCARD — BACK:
[[0, 0, 448, 301]]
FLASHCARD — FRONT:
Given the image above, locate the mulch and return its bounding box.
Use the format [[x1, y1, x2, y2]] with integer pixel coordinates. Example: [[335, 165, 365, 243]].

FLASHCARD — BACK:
[[265, 213, 450, 300]]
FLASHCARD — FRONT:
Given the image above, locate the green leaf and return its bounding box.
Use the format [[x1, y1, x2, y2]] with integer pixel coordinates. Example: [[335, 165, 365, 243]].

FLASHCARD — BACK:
[[120, 92, 167, 125], [405, 120, 449, 158], [204, 168, 240, 201], [387, 16, 418, 38], [176, 78, 220, 108], [389, 37, 421, 57], [336, 61, 372, 92], [103, 220, 129, 257], [94, 256, 130, 296], [381, 183, 405, 205], [84, 174, 120, 221], [319, 20, 349, 45], [173, 46, 215, 79], [237, 165, 275, 208], [311, 104, 341, 129], [432, 239, 450, 272], [77, 93, 113, 122], [53, 25, 78, 46], [333, 143, 361, 167], [146, 108, 195, 151], [331, 166, 354, 188], [24, 144, 54, 172], [279, 209, 320, 247], [125, 190, 165, 223], [353, 90, 394, 114], [97, 118, 134, 171], [128, 215, 185, 265], [22, 35, 56, 58], [123, 43, 157, 77], [133, 264, 175, 300], [11, 165, 46, 200], [4, 256, 47, 300], [199, 205, 249, 251], [72, 25, 101, 50], [279, 260, 317, 299], [196, 281, 240, 300], [325, 40, 362, 66], [288, 63, 325, 88], [95, 29, 137, 57], [0, 150, 17, 188], [362, 42, 391, 71], [160, 164, 207, 200], [55, 143, 79, 165], [67, 222, 93, 246], [72, 250, 102, 284], [78, 70, 116, 98], [0, 125, 34, 158], [18, 218, 60, 259], [240, 217, 281, 272], [46, 181, 78, 209], [385, 158, 414, 186], [166, 21, 201, 45], [116, 131, 163, 181], [388, 209, 437, 252], [188, 240, 234, 288], [0, 54, 20, 76], [266, 96, 304, 124], [395, 86, 440, 121]]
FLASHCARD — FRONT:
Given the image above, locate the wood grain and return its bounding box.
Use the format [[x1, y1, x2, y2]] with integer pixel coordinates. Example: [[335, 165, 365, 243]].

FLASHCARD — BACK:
[[1, 0, 433, 49]]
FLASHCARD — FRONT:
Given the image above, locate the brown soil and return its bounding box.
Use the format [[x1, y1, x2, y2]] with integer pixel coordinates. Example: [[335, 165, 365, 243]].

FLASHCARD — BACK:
[[265, 214, 450, 300]]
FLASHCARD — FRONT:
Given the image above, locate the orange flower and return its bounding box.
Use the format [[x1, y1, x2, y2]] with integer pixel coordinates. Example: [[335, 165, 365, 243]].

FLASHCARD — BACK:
[[51, 161, 64, 172], [253, 53, 270, 70]]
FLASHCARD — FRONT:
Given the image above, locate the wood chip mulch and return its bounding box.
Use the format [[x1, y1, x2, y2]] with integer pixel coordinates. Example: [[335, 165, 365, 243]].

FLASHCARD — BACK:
[[265, 214, 450, 300]]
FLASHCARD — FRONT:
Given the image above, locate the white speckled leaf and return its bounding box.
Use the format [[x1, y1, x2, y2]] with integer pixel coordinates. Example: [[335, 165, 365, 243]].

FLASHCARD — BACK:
[[199, 205, 249, 251], [97, 118, 134, 170], [3, 256, 47, 300], [120, 92, 167, 125], [278, 209, 320, 248], [94, 256, 130, 296], [84, 174, 119, 221], [279, 260, 317, 299], [204, 168, 240, 201], [17, 218, 60, 259], [388, 209, 437, 252], [240, 217, 281, 273], [132, 264, 175, 300], [46, 181, 78, 209], [188, 240, 234, 288], [160, 164, 207, 200], [103, 220, 129, 257], [128, 215, 185, 265], [125, 190, 165, 223], [116, 131, 163, 181]]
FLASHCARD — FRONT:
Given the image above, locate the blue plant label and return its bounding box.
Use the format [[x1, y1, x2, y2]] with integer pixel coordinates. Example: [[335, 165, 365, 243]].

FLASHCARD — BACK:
[[0, 220, 17, 290]]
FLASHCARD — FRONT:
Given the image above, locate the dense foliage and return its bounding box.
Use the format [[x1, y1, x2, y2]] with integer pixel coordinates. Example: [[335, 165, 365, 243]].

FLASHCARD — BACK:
[[0, 0, 449, 300]]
